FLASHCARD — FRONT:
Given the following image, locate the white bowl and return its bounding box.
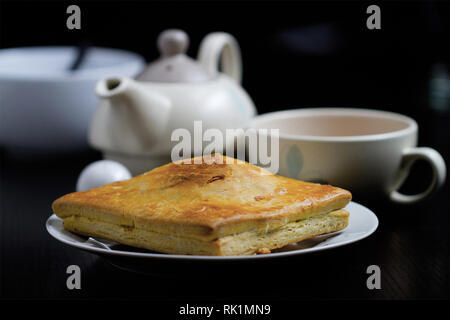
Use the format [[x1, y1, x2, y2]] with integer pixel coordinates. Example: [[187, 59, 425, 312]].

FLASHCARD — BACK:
[[0, 46, 145, 152]]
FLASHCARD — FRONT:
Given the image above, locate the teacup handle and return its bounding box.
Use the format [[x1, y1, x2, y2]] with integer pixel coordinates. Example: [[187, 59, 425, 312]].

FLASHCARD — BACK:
[[390, 147, 446, 204], [198, 32, 242, 84]]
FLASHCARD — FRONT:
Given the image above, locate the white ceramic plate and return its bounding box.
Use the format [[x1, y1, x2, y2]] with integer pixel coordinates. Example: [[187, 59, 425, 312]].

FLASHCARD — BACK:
[[46, 201, 378, 261]]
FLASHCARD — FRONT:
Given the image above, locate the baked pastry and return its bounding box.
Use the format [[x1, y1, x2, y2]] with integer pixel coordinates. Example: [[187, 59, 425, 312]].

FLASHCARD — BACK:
[[52, 154, 351, 256]]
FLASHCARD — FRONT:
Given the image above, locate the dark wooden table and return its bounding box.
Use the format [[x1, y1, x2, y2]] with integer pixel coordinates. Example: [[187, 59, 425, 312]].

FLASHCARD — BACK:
[[1, 111, 449, 305]]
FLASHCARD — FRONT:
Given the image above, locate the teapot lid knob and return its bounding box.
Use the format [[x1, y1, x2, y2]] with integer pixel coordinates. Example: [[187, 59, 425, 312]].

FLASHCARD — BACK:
[[136, 29, 212, 83], [157, 29, 189, 56]]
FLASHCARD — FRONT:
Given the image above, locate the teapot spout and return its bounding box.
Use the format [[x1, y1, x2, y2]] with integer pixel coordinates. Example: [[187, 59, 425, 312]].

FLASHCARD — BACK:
[[96, 77, 134, 99], [95, 77, 172, 151]]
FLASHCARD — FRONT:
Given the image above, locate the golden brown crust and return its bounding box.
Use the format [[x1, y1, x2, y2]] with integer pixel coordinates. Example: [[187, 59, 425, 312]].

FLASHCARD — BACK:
[[52, 154, 351, 240], [256, 248, 272, 254]]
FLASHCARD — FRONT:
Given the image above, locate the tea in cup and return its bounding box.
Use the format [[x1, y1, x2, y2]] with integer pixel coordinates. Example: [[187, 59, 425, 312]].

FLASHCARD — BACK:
[[250, 108, 446, 203]]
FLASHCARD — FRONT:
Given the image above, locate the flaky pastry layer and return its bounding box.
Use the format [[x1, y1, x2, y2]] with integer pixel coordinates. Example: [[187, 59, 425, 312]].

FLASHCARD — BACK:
[[62, 209, 349, 256]]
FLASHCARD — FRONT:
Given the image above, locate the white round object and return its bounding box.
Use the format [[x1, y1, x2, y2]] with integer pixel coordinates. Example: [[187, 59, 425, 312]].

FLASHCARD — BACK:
[[76, 160, 132, 191]]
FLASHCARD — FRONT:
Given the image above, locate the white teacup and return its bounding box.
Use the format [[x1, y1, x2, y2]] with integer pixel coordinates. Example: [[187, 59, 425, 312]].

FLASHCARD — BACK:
[[250, 108, 446, 204]]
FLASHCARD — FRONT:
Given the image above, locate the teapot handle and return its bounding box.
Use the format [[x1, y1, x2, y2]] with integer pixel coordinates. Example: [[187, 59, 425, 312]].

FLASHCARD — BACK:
[[198, 32, 242, 84]]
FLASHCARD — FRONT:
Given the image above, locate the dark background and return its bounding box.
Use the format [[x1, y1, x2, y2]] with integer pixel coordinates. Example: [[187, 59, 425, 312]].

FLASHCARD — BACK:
[[1, 0, 449, 305], [1, 0, 449, 115]]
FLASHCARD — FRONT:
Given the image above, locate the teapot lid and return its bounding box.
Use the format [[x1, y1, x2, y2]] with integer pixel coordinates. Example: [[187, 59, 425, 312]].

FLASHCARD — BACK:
[[136, 29, 212, 83]]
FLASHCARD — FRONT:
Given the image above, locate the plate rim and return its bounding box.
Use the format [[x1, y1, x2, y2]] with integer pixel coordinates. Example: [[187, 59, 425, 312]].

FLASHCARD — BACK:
[[46, 201, 378, 261]]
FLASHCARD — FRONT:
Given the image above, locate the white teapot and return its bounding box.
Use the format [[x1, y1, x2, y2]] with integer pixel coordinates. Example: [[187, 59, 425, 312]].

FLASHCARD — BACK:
[[89, 29, 256, 174]]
